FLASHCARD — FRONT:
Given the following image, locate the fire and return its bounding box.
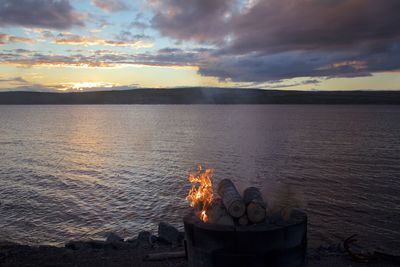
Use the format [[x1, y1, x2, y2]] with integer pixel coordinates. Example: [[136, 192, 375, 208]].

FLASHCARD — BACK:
[[186, 165, 214, 222]]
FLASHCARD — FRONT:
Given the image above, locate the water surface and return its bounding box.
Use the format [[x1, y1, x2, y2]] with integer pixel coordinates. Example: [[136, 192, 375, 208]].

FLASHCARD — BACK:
[[0, 105, 399, 252]]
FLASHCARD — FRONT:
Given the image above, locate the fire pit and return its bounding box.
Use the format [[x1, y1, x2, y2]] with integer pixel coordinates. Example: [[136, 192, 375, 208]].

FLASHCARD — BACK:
[[183, 165, 307, 267]]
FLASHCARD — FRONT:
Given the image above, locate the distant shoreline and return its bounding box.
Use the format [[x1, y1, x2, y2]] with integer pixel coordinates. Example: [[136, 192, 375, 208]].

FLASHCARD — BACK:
[[1, 88, 400, 105]]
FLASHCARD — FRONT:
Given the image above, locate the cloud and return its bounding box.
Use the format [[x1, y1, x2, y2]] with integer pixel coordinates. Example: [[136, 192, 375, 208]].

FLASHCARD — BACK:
[[0, 49, 116, 68], [0, 33, 34, 44], [149, 0, 400, 82], [198, 51, 355, 82], [1, 82, 140, 92], [54, 32, 153, 48], [150, 0, 400, 53], [2, 39, 399, 86], [133, 48, 205, 67], [198, 46, 400, 82], [235, 78, 322, 89], [0, 0, 84, 29], [0, 76, 28, 83], [150, 0, 237, 43], [226, 0, 400, 54], [0, 48, 206, 68], [129, 13, 150, 30], [59, 82, 139, 92], [92, 0, 128, 12], [0, 82, 70, 92]]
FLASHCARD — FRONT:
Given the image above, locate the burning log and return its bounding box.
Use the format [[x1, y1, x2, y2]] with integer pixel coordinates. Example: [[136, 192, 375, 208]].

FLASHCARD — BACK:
[[243, 187, 266, 224], [207, 198, 234, 225], [206, 199, 227, 224], [217, 179, 245, 218], [238, 215, 249, 226]]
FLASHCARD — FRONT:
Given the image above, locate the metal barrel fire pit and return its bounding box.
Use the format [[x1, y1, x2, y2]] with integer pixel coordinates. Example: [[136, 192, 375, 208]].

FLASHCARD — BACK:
[[184, 210, 307, 267]]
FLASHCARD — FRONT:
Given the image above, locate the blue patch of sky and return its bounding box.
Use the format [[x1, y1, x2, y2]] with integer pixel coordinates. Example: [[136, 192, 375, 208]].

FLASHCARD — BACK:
[[1, 0, 211, 61]]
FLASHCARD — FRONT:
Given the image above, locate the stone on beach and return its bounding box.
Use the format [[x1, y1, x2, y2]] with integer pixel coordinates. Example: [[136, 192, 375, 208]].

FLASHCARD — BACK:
[[106, 233, 124, 243], [158, 222, 180, 244], [126, 231, 153, 248]]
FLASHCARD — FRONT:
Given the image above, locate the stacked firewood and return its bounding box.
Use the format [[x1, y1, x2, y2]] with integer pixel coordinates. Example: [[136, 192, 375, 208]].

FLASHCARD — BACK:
[[206, 179, 267, 226]]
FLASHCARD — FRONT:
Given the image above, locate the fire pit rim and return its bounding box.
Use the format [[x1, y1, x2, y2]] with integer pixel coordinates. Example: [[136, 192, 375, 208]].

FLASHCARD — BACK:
[[183, 209, 307, 232]]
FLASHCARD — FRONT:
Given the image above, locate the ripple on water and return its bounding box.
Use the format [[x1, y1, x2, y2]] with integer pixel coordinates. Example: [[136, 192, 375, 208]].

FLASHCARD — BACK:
[[0, 105, 399, 254]]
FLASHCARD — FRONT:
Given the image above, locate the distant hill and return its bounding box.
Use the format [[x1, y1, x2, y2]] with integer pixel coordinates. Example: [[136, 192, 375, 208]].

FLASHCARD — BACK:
[[0, 88, 399, 104]]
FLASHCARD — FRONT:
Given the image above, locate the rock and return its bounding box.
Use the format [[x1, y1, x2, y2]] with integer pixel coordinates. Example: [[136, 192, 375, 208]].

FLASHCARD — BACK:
[[106, 233, 123, 242], [136, 231, 153, 248], [126, 231, 157, 248], [150, 235, 158, 245], [125, 237, 137, 245], [158, 222, 180, 244], [137, 231, 151, 242], [178, 231, 185, 242]]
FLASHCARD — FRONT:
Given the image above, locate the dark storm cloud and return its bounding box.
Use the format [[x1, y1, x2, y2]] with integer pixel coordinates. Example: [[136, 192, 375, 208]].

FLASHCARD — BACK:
[[199, 44, 400, 82], [0, 0, 84, 29], [150, 0, 236, 43], [226, 0, 400, 54], [150, 0, 400, 82], [198, 51, 371, 82]]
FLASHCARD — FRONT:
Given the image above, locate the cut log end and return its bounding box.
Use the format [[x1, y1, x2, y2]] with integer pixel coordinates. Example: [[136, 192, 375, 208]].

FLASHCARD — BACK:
[[217, 179, 246, 218], [247, 202, 266, 224], [243, 186, 266, 208], [227, 200, 246, 218]]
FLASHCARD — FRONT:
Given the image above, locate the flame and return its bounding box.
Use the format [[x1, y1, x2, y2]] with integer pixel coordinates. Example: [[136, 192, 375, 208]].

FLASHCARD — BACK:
[[186, 165, 214, 222]]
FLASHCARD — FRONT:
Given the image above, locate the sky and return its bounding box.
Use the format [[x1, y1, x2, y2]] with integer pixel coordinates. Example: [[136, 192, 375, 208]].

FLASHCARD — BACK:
[[0, 0, 400, 92]]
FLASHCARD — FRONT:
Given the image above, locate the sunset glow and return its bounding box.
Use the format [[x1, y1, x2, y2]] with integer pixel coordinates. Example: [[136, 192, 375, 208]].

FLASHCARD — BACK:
[[0, 0, 399, 92]]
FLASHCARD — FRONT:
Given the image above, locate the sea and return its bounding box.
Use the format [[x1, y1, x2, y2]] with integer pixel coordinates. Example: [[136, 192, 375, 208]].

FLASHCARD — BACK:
[[0, 105, 399, 253]]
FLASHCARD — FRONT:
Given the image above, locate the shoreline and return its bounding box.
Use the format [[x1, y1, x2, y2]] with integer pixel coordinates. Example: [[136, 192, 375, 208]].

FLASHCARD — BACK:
[[1, 240, 398, 267], [1, 89, 400, 104], [1, 222, 399, 267]]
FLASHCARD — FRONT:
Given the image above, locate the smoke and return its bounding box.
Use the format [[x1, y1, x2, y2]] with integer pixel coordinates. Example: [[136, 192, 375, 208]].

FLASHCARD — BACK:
[[262, 181, 306, 220], [236, 179, 306, 220]]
